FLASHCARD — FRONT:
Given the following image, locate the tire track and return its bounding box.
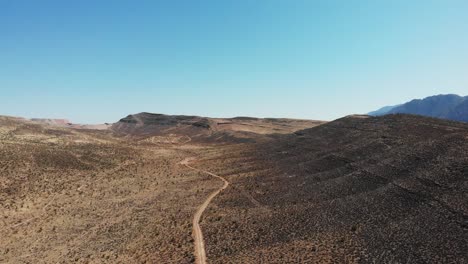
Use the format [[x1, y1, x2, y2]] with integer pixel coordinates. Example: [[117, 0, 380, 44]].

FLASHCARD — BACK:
[[180, 158, 229, 264]]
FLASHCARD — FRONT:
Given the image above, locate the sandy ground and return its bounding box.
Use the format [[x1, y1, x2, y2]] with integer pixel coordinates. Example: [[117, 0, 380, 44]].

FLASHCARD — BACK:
[[0, 118, 222, 263]]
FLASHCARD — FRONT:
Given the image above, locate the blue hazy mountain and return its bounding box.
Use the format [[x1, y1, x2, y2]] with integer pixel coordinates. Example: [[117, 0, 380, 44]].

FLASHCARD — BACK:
[[368, 94, 468, 122], [448, 98, 468, 122], [368, 105, 401, 116]]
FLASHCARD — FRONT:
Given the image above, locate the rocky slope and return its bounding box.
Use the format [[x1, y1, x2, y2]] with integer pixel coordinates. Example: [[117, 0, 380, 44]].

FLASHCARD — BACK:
[[198, 114, 468, 263]]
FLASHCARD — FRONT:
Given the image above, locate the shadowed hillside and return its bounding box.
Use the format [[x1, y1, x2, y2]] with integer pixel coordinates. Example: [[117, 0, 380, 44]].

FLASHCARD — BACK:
[[198, 114, 468, 263]]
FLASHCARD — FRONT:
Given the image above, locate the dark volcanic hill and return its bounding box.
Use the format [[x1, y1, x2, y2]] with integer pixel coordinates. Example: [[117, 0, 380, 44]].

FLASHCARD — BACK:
[[369, 94, 468, 122], [198, 114, 468, 263], [111, 112, 324, 142]]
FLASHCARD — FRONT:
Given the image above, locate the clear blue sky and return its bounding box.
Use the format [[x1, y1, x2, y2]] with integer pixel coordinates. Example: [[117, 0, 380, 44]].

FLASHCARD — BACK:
[[1, 0, 467, 123]]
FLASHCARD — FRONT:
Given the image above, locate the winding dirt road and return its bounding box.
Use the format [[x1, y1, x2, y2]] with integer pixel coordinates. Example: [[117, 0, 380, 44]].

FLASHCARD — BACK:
[[180, 158, 229, 264]]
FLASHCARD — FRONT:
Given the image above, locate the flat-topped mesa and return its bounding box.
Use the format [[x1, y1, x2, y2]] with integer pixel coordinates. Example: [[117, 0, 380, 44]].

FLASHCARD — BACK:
[[30, 118, 71, 126], [111, 112, 325, 142]]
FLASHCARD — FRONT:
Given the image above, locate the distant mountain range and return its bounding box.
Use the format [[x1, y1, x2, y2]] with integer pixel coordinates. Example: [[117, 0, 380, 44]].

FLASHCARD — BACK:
[[368, 94, 468, 122]]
